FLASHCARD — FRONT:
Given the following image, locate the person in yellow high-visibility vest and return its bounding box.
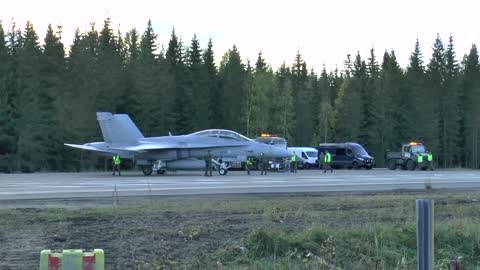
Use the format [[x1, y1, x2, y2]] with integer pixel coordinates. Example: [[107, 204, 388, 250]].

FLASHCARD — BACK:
[[324, 150, 333, 173], [417, 153, 423, 170], [112, 154, 121, 176], [246, 157, 254, 175], [290, 152, 298, 173], [426, 151, 434, 171]]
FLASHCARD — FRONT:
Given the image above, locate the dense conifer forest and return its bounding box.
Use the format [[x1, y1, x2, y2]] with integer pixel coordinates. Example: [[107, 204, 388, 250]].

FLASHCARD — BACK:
[[0, 19, 479, 172]]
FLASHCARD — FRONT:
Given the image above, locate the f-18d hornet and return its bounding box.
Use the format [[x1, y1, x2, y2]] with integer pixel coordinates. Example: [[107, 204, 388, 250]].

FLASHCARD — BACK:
[[65, 112, 291, 175]]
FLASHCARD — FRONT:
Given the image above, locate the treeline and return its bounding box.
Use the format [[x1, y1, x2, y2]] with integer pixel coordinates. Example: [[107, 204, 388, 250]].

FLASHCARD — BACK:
[[0, 18, 479, 172]]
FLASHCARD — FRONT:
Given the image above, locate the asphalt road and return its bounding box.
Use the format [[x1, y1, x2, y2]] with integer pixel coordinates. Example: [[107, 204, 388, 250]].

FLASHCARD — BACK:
[[1, 169, 480, 200]]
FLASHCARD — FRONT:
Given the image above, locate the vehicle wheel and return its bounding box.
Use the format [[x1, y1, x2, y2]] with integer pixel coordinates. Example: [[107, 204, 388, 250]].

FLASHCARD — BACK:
[[387, 159, 397, 170], [157, 169, 166, 175], [352, 162, 360, 170], [406, 159, 416, 171], [142, 166, 153, 176], [366, 166, 373, 170], [304, 163, 309, 169], [219, 168, 228, 175]]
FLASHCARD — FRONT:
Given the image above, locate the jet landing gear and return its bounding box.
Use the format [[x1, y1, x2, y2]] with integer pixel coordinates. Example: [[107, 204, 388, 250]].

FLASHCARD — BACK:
[[212, 159, 231, 176], [140, 164, 165, 176]]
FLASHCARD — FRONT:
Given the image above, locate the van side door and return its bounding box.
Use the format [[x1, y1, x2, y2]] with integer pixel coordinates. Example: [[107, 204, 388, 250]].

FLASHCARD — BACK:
[[346, 147, 354, 167], [334, 147, 347, 167]]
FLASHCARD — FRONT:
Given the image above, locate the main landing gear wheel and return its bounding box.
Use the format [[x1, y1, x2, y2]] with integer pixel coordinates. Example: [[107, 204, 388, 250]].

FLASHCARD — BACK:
[[219, 168, 228, 175], [142, 166, 153, 176]]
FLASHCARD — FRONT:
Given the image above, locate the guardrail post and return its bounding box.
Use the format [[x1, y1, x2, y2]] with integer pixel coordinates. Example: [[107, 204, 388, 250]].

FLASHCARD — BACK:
[[416, 199, 434, 270]]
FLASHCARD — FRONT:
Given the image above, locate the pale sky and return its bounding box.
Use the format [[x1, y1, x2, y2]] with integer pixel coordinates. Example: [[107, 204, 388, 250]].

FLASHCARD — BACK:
[[1, 0, 478, 72]]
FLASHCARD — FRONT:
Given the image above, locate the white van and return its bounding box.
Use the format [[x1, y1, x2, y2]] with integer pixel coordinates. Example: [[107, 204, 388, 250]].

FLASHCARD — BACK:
[[288, 147, 318, 169]]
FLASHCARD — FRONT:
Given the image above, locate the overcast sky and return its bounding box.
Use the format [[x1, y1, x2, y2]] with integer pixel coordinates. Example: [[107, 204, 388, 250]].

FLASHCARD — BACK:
[[1, 0, 478, 71]]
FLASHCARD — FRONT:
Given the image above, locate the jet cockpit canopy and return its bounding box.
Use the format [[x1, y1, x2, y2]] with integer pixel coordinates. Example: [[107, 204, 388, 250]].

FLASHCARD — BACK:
[[189, 129, 253, 142]]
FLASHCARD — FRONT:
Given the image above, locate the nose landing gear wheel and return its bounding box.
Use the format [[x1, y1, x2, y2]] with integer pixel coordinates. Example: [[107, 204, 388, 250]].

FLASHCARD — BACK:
[[219, 168, 228, 175]]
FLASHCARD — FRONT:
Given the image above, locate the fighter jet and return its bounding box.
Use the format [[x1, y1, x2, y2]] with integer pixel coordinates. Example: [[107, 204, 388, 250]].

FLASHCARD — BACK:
[[65, 112, 291, 175]]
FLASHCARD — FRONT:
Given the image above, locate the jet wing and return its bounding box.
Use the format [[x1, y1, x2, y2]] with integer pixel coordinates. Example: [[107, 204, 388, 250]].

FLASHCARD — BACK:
[[64, 143, 112, 154]]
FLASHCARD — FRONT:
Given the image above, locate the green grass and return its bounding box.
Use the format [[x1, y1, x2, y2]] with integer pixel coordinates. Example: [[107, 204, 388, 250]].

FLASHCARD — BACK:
[[2, 191, 480, 269]]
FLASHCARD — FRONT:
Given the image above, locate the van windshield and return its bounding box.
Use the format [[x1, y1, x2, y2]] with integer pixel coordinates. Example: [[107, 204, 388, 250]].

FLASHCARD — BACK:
[[306, 151, 317, 158], [351, 145, 368, 156]]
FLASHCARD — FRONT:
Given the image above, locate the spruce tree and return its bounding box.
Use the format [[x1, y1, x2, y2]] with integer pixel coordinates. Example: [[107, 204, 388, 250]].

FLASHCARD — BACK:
[[249, 52, 274, 136], [218, 45, 245, 132], [461, 44, 480, 168], [12, 21, 50, 172], [312, 66, 334, 144], [405, 39, 427, 143], [291, 51, 312, 145], [0, 20, 15, 171], [166, 28, 190, 133], [203, 38, 218, 128], [186, 34, 209, 131], [441, 35, 461, 167], [425, 34, 445, 164], [361, 48, 380, 155], [272, 63, 295, 141], [96, 17, 123, 113], [41, 24, 66, 170]]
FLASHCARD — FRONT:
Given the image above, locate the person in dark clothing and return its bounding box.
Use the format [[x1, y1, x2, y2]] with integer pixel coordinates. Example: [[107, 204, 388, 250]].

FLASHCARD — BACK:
[[204, 150, 213, 176]]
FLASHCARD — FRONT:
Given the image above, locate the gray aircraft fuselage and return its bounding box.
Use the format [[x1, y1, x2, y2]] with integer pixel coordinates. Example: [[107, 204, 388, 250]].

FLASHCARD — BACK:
[[65, 113, 291, 174]]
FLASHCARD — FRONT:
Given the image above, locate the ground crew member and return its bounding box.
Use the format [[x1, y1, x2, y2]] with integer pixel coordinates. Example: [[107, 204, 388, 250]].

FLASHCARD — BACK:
[[426, 151, 434, 171], [417, 153, 423, 170], [290, 152, 297, 173], [259, 153, 268, 175], [112, 153, 121, 176], [324, 150, 333, 173], [319, 151, 325, 170], [246, 157, 253, 175], [204, 150, 212, 176]]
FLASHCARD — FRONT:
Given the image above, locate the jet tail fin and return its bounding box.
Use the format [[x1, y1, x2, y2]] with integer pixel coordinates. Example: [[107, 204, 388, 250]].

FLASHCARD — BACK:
[[96, 112, 144, 144]]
